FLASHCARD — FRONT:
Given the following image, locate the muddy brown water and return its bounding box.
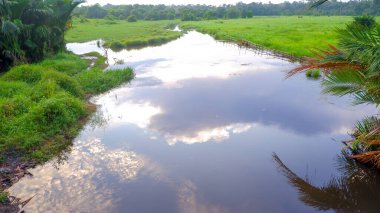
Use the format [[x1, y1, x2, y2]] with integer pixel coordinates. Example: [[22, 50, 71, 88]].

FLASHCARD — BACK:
[[8, 31, 380, 212]]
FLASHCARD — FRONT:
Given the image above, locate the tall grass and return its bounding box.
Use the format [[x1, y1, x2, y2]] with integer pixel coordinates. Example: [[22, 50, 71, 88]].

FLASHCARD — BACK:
[[66, 19, 182, 50], [0, 53, 134, 162], [180, 17, 380, 57]]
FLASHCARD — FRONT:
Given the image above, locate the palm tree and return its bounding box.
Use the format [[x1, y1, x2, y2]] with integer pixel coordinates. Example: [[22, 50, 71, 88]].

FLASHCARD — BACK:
[[289, 17, 380, 167], [0, 0, 84, 72]]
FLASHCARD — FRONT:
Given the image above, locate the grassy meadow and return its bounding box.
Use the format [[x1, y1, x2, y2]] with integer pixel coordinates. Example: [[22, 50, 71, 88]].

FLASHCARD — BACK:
[[180, 16, 363, 57], [66, 19, 182, 50], [65, 16, 370, 57], [0, 53, 134, 163]]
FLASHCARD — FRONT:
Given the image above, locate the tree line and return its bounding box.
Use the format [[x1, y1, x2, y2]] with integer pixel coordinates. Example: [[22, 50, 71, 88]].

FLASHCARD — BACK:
[[74, 1, 380, 21], [0, 0, 82, 72]]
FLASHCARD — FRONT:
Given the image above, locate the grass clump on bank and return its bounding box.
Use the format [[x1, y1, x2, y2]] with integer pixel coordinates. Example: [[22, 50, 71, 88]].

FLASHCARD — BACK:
[[305, 69, 321, 78], [181, 16, 380, 57], [82, 52, 108, 69], [0, 53, 134, 163], [0, 192, 8, 204], [66, 19, 182, 50]]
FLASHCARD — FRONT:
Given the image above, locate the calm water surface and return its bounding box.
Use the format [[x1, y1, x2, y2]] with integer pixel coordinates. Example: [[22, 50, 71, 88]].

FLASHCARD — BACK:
[[9, 31, 379, 212]]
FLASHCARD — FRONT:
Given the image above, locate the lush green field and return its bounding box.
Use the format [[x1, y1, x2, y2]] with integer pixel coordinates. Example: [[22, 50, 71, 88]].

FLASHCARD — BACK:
[[0, 53, 134, 163], [181, 16, 380, 57], [66, 19, 182, 49]]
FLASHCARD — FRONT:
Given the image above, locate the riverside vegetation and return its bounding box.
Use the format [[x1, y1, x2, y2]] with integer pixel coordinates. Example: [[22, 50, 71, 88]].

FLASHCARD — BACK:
[[289, 16, 380, 168], [0, 52, 133, 165], [0, 1, 134, 208], [66, 19, 182, 50], [181, 16, 380, 57]]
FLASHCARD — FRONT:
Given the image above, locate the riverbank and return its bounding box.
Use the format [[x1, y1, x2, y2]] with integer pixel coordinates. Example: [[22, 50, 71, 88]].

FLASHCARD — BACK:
[[66, 19, 182, 50], [0, 52, 134, 210], [180, 16, 378, 57]]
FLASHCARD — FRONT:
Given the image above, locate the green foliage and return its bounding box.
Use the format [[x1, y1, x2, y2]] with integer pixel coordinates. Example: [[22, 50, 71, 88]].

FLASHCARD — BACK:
[[66, 19, 182, 50], [352, 15, 376, 29], [41, 70, 84, 98], [0, 53, 134, 163], [293, 17, 380, 167], [86, 3, 107, 19], [181, 17, 360, 57], [76, 67, 134, 94], [39, 53, 89, 76], [0, 81, 29, 98], [81, 52, 108, 69], [306, 69, 321, 78], [0, 0, 84, 72], [73, 2, 380, 23], [127, 15, 137, 22], [1, 65, 44, 84], [0, 191, 8, 204], [27, 93, 86, 135]]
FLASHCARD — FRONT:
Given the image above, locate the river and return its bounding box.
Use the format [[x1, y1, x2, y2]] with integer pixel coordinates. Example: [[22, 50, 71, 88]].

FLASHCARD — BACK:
[[8, 31, 379, 212]]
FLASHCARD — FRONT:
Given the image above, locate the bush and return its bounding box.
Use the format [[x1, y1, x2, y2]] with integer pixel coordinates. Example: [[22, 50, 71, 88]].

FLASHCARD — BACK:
[[127, 15, 137, 22]]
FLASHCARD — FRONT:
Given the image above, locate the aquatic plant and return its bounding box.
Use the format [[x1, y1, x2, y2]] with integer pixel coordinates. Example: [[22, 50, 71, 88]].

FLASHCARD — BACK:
[[305, 69, 321, 78]]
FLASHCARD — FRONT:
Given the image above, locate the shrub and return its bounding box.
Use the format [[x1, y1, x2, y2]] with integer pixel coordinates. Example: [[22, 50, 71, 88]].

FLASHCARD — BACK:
[[127, 15, 137, 22]]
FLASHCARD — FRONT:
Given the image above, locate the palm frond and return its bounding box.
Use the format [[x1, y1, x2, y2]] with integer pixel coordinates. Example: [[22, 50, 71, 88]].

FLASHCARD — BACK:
[[321, 70, 366, 97]]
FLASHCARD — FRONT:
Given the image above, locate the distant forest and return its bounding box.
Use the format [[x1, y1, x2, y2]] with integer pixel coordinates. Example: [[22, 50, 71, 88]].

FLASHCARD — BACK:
[[74, 1, 380, 21]]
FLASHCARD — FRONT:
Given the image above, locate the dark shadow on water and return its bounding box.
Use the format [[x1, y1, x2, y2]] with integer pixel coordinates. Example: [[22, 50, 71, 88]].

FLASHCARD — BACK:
[[273, 152, 380, 213]]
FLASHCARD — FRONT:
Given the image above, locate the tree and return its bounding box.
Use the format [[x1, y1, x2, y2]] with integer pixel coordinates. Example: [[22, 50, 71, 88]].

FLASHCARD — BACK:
[[0, 0, 84, 72], [226, 7, 241, 19], [86, 3, 107, 19]]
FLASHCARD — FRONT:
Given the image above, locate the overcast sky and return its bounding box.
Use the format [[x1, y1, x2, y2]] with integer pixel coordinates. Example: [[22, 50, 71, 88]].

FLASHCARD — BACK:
[[83, 0, 299, 6]]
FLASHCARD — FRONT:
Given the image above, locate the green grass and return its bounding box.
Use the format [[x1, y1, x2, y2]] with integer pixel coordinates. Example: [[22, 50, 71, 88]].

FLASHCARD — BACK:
[[76, 68, 134, 94], [0, 192, 8, 204], [82, 52, 108, 69], [0, 53, 134, 163], [66, 19, 182, 50], [181, 16, 380, 57]]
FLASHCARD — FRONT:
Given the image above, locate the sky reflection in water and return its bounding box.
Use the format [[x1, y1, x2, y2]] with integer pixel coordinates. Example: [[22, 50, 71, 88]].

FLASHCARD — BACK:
[[9, 31, 377, 212]]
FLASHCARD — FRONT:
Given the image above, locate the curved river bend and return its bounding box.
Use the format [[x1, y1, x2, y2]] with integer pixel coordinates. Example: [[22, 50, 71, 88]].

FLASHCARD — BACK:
[[9, 31, 379, 212]]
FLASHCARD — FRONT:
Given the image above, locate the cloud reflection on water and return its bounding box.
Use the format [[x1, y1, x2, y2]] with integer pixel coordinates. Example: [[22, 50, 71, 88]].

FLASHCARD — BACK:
[[9, 139, 143, 212]]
